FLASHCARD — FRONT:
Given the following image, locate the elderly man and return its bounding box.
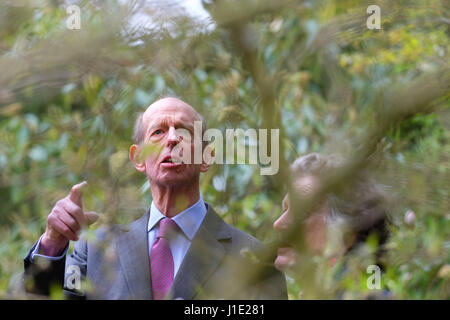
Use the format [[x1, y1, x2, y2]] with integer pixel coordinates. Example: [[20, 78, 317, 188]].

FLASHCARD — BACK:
[[23, 97, 287, 300]]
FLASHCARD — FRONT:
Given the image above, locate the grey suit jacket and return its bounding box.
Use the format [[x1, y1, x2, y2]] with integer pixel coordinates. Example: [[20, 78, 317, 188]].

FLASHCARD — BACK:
[[24, 203, 287, 299]]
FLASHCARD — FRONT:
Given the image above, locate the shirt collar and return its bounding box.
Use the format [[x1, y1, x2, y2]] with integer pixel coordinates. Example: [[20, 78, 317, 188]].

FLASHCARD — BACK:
[[147, 196, 207, 241]]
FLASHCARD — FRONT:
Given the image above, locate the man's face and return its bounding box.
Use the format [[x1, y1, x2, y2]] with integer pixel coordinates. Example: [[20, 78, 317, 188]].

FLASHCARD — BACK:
[[273, 176, 329, 273], [133, 98, 204, 187]]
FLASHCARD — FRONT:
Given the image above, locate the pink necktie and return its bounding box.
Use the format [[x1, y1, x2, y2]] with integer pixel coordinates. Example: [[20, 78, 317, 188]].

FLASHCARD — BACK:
[[151, 217, 178, 300]]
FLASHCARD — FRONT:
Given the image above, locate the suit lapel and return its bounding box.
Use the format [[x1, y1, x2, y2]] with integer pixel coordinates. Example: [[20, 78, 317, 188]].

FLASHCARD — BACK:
[[114, 209, 152, 299], [168, 204, 231, 300]]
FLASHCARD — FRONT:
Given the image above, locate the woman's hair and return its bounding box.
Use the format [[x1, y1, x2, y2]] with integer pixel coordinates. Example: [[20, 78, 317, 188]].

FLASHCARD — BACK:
[[290, 153, 390, 253]]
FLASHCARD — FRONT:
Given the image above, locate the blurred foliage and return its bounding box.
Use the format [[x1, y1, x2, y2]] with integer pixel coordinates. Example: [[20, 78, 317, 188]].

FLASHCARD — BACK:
[[0, 0, 449, 299]]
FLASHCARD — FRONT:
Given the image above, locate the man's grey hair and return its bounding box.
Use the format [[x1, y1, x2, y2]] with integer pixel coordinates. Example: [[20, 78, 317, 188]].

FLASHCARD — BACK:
[[291, 152, 343, 177], [290, 152, 389, 231]]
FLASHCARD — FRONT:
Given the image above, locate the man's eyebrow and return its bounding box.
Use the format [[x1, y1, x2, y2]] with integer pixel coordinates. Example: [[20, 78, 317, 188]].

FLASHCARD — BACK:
[[146, 119, 195, 135], [176, 122, 195, 131], [145, 119, 167, 136], [146, 123, 162, 135]]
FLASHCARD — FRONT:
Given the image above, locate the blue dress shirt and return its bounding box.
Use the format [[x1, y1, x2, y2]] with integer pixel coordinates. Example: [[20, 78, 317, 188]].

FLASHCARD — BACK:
[[148, 197, 207, 277], [31, 234, 68, 262]]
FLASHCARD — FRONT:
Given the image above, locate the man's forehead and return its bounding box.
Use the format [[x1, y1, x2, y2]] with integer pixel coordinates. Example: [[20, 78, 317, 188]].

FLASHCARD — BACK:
[[142, 98, 201, 127], [293, 175, 320, 196]]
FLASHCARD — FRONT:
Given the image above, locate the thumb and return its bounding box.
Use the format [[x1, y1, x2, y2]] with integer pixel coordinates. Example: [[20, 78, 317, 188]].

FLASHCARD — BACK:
[[85, 211, 99, 225], [69, 181, 88, 207]]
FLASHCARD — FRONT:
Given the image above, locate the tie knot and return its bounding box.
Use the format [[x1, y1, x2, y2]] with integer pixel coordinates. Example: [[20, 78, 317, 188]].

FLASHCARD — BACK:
[[157, 217, 178, 240]]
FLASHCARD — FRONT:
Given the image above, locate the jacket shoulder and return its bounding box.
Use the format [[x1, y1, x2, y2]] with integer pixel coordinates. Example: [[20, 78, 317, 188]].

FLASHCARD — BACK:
[[226, 224, 265, 252]]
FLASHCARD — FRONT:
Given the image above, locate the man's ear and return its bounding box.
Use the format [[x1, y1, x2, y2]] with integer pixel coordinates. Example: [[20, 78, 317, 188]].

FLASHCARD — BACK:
[[129, 144, 146, 173], [200, 145, 215, 172]]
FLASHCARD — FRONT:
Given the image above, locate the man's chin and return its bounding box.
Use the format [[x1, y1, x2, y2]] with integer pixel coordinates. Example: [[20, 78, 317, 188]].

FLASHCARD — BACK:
[[274, 247, 298, 270], [156, 177, 185, 187], [155, 173, 195, 187]]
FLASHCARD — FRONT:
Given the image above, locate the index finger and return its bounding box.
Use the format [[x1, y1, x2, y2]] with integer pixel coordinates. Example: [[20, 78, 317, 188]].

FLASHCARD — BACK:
[[69, 181, 88, 207]]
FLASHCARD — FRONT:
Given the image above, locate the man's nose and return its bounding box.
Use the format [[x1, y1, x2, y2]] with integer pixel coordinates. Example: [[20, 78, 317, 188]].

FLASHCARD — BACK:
[[273, 211, 291, 231], [166, 127, 181, 146]]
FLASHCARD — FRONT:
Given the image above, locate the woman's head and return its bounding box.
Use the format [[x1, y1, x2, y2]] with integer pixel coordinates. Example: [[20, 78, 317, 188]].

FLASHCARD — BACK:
[[273, 153, 390, 272]]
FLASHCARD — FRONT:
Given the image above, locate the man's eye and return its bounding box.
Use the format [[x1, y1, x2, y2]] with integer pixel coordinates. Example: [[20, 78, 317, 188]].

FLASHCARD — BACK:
[[153, 129, 163, 135]]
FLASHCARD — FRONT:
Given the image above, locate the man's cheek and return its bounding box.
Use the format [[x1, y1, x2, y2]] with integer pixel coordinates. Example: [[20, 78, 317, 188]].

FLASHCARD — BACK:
[[305, 217, 327, 254], [145, 158, 158, 172]]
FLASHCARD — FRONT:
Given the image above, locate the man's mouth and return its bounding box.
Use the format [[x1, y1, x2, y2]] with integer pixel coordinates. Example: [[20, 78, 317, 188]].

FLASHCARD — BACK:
[[160, 155, 183, 167]]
